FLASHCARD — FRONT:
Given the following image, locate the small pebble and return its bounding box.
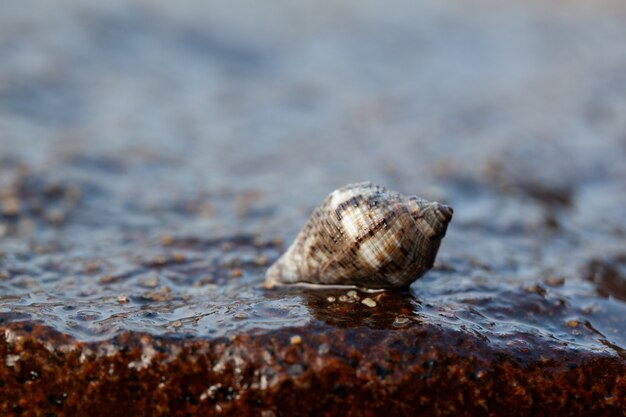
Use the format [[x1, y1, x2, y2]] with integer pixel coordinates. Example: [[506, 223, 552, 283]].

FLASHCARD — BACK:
[[347, 290, 358, 299], [99, 275, 114, 284], [394, 317, 410, 325], [544, 276, 565, 287], [231, 268, 242, 278], [1, 196, 20, 216], [172, 253, 186, 263], [84, 261, 101, 273], [160, 234, 175, 246], [193, 276, 215, 287], [141, 291, 170, 302], [172, 320, 183, 328], [318, 343, 330, 355], [117, 294, 129, 304], [234, 313, 248, 320], [32, 244, 52, 254], [152, 255, 167, 266], [338, 295, 349, 302], [566, 320, 579, 328], [361, 298, 377, 308], [290, 335, 302, 345], [525, 284, 546, 296], [139, 276, 159, 288], [326, 296, 336, 303], [374, 293, 387, 303]]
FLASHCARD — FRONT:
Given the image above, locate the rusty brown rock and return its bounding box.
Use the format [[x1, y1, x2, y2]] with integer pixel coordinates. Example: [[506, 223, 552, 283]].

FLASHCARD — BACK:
[[1, 319, 625, 417]]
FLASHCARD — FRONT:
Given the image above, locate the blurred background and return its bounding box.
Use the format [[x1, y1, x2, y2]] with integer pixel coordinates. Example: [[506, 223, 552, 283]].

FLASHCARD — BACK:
[[1, 0, 626, 339], [2, 0, 625, 206]]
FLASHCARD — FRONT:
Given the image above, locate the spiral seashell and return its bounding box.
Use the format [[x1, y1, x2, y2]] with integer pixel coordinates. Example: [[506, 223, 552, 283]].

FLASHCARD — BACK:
[[265, 182, 453, 289]]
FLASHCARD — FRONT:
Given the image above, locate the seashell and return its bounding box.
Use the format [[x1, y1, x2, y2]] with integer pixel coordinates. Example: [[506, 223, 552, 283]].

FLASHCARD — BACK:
[[265, 182, 453, 289]]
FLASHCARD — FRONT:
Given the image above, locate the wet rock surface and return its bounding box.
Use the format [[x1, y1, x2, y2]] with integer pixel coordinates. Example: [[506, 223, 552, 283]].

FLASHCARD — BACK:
[[2, 0, 626, 415]]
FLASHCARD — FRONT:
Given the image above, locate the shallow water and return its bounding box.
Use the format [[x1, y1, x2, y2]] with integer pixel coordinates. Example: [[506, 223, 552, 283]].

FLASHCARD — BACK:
[[1, 0, 626, 362]]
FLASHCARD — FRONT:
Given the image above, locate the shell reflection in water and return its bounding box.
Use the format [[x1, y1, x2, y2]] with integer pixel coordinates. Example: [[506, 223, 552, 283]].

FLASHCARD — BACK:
[[265, 182, 453, 289]]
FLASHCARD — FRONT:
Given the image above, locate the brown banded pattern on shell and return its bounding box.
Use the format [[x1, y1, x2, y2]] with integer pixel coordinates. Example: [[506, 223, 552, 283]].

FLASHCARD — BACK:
[[265, 182, 453, 289]]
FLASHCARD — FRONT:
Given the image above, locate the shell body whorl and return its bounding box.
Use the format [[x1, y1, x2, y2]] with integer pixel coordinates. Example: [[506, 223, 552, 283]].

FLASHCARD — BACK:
[[265, 182, 452, 289]]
